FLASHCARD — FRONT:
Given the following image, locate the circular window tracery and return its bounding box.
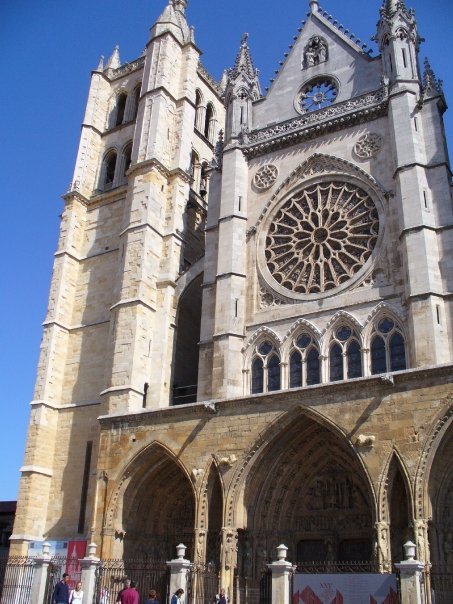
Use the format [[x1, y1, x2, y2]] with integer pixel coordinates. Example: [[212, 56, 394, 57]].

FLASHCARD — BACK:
[[297, 77, 338, 113], [265, 181, 379, 295], [254, 164, 278, 190]]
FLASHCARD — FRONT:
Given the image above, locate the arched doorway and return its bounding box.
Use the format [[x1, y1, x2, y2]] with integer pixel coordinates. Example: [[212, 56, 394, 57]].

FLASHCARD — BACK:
[[239, 414, 375, 583], [428, 421, 453, 602], [119, 445, 196, 560]]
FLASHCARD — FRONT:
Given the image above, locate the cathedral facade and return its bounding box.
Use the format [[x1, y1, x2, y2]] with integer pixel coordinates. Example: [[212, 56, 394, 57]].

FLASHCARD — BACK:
[[12, 0, 453, 601]]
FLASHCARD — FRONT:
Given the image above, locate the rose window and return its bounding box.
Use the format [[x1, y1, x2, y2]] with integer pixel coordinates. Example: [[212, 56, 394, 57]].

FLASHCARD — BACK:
[[265, 181, 379, 294], [298, 78, 338, 113]]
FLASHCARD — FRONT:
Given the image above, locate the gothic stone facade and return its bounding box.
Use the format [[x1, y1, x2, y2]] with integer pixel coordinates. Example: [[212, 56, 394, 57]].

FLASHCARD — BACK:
[[12, 0, 453, 601]]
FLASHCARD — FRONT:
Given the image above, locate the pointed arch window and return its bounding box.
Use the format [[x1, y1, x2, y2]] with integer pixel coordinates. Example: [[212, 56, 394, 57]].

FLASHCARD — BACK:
[[130, 86, 140, 121], [115, 92, 128, 126], [123, 142, 133, 181], [371, 317, 406, 375], [251, 340, 281, 394], [329, 325, 362, 382], [204, 102, 215, 142], [103, 150, 117, 190], [195, 89, 205, 132], [290, 332, 320, 388]]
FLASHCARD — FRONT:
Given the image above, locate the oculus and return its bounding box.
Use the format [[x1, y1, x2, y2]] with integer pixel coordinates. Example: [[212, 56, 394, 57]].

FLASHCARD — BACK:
[[297, 77, 338, 113], [264, 181, 379, 295]]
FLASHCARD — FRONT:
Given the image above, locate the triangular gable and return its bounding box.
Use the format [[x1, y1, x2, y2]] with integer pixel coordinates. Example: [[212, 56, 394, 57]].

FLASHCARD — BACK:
[[253, 7, 381, 130]]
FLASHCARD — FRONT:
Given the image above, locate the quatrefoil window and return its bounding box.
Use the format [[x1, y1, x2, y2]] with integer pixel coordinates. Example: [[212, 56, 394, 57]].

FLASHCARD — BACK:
[[265, 181, 379, 295]]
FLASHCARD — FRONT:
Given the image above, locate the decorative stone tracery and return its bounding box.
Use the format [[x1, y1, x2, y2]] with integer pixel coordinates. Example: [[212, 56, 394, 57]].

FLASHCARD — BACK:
[[265, 181, 379, 295], [354, 133, 383, 159], [253, 164, 278, 190]]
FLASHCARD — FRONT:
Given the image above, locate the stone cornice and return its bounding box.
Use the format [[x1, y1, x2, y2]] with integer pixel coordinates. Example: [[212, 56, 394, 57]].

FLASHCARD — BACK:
[[98, 362, 453, 428], [243, 86, 389, 159]]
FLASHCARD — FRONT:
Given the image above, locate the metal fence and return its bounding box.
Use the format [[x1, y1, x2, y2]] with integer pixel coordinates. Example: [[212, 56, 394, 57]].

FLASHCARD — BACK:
[[233, 567, 271, 604], [93, 558, 169, 604], [430, 564, 453, 604], [293, 560, 380, 574], [0, 556, 35, 604], [186, 563, 217, 604], [43, 557, 68, 604]]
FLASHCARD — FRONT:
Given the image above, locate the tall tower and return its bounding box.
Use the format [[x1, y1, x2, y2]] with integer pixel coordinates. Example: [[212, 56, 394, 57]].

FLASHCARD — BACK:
[[11, 2, 453, 603]]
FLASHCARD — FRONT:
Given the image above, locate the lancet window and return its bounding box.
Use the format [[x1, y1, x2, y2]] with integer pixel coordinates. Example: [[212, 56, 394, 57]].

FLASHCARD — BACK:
[[204, 102, 216, 142], [289, 333, 320, 388], [251, 340, 281, 394], [115, 92, 128, 126], [102, 150, 117, 190], [329, 325, 362, 382], [370, 317, 406, 374]]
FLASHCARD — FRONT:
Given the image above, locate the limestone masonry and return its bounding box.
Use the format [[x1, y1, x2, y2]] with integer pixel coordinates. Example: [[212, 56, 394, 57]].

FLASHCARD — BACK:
[[12, 0, 453, 602]]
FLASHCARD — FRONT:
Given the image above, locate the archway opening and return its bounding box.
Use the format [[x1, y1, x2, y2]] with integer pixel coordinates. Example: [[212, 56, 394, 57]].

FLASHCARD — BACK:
[[206, 465, 223, 567], [428, 420, 453, 602], [240, 414, 374, 584], [120, 446, 195, 560], [387, 458, 411, 562], [172, 274, 203, 405]]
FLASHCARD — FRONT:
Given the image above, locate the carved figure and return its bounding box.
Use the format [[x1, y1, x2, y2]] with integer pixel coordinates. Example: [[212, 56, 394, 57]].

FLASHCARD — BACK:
[[304, 36, 328, 68]]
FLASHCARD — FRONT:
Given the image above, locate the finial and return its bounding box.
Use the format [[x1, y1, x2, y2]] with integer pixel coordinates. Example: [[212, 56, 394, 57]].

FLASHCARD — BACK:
[[241, 32, 249, 46], [105, 45, 121, 70], [309, 0, 319, 12], [172, 0, 188, 13], [96, 55, 104, 71]]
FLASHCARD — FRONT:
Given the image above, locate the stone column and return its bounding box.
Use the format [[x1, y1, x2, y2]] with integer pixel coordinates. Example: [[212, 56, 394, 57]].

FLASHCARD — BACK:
[[394, 541, 425, 604], [267, 545, 293, 604], [167, 544, 192, 604], [79, 542, 101, 604], [30, 542, 52, 604]]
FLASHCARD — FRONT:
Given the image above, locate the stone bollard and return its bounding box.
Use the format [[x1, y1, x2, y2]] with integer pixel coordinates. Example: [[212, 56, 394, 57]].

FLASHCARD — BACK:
[[167, 544, 192, 603], [30, 542, 52, 604], [267, 544, 293, 604], [394, 541, 425, 604], [79, 542, 101, 604]]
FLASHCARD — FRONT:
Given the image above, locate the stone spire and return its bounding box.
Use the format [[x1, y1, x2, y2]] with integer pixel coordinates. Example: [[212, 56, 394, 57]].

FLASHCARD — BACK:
[[96, 55, 104, 71], [150, 0, 191, 44], [380, 0, 409, 19], [105, 45, 121, 70], [228, 33, 260, 84], [423, 58, 443, 94]]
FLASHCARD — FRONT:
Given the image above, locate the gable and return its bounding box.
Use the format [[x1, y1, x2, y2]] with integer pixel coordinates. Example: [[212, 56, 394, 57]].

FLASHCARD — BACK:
[[253, 12, 382, 130]]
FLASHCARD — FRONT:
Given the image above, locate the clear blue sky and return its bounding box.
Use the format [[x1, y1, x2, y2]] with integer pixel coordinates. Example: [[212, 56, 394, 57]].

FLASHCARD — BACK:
[[0, 0, 452, 501]]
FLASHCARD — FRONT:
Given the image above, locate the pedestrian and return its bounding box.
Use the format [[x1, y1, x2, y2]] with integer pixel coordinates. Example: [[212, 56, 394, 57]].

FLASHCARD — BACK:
[[144, 589, 159, 604], [117, 579, 131, 602], [170, 588, 184, 604], [120, 580, 139, 604], [53, 573, 70, 604], [213, 587, 229, 604], [69, 581, 83, 604]]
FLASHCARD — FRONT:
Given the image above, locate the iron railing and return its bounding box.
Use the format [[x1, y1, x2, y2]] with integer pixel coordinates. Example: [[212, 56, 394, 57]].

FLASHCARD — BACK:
[[0, 556, 35, 604], [186, 563, 217, 604], [93, 558, 169, 604], [429, 564, 453, 604]]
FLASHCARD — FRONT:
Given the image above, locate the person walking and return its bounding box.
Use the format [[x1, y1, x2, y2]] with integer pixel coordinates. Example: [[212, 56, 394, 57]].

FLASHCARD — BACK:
[[144, 589, 159, 604], [120, 580, 139, 604], [69, 581, 83, 604], [213, 587, 229, 603], [53, 573, 70, 604], [170, 588, 184, 604]]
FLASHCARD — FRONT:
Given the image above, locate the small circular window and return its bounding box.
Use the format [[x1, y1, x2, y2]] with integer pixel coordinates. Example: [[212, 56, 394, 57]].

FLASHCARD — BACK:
[[297, 77, 338, 113]]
